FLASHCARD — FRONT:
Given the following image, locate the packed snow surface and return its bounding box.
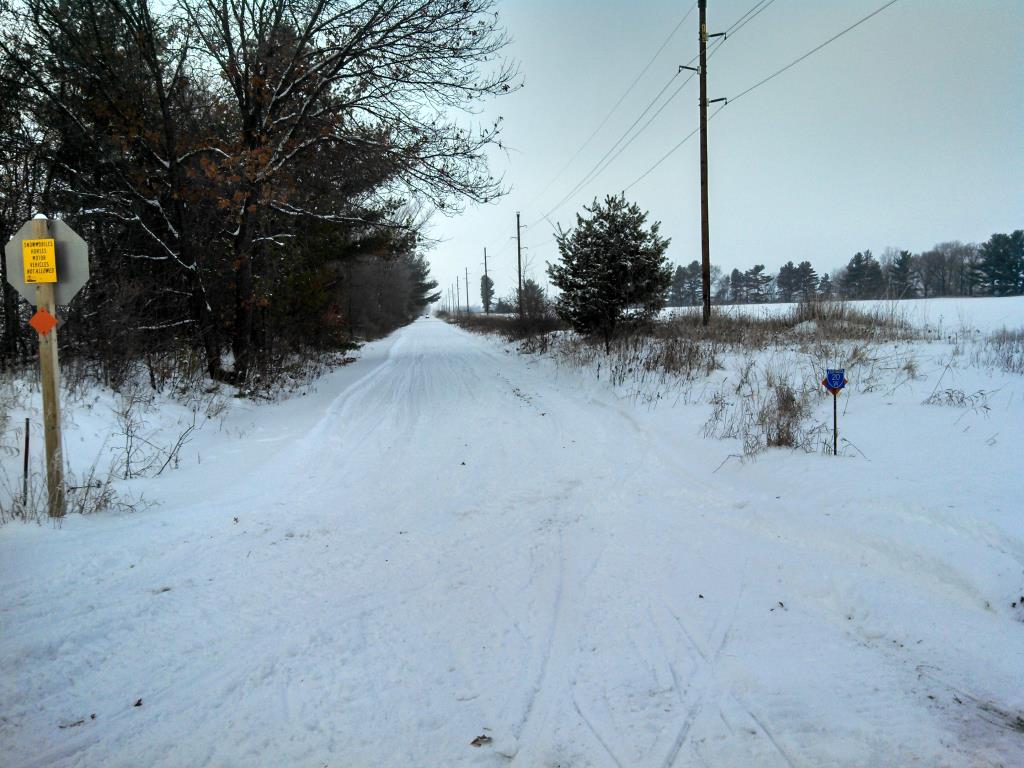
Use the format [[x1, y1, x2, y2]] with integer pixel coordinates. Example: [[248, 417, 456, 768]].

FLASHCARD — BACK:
[[2, 308, 1024, 766]]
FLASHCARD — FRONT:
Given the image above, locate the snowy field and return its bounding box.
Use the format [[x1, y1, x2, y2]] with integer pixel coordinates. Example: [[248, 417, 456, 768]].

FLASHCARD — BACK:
[[1, 298, 1023, 766], [664, 296, 1024, 335]]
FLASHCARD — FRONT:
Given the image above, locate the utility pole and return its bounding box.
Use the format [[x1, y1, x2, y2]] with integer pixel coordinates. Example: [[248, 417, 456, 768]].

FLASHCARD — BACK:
[[515, 212, 523, 317], [483, 248, 490, 315], [456, 274, 460, 319], [465, 267, 470, 314], [697, 1, 725, 326]]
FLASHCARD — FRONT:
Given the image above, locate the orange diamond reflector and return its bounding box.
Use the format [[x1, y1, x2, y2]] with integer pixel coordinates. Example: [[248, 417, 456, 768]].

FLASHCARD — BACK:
[[29, 308, 58, 336]]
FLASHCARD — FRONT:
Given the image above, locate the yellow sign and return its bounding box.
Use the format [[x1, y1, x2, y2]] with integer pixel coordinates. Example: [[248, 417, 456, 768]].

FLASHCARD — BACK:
[[22, 239, 57, 284]]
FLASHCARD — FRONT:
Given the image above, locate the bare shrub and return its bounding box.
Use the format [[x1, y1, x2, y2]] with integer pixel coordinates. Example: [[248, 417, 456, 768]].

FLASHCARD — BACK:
[[450, 311, 564, 342], [971, 328, 1024, 374], [923, 388, 992, 413], [1, 450, 152, 525], [111, 387, 197, 480], [703, 361, 826, 457]]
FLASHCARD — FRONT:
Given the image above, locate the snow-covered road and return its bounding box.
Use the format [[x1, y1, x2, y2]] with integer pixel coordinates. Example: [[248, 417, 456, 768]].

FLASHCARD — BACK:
[[2, 318, 1022, 767]]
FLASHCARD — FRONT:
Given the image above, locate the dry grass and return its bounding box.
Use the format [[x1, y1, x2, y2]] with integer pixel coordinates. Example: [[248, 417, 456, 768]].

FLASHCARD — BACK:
[[703, 359, 830, 457], [443, 311, 564, 341], [662, 299, 915, 346], [971, 328, 1024, 374], [0, 449, 153, 525]]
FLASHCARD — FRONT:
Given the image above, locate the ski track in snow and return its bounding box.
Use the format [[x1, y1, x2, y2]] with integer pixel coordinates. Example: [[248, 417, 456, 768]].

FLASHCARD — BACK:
[[2, 317, 1024, 767]]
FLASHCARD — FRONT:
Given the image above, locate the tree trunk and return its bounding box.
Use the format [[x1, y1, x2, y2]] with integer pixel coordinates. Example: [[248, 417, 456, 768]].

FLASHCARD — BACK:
[[230, 190, 259, 383]]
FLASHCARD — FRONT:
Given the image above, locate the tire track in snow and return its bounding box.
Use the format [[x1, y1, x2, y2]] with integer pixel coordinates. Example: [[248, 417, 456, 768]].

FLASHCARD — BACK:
[[513, 528, 566, 745], [658, 563, 748, 768], [742, 704, 799, 768], [572, 693, 625, 768]]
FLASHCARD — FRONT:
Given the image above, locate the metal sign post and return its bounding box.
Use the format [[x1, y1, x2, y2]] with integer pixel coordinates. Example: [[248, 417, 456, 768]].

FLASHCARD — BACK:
[[821, 368, 847, 457], [5, 215, 90, 517]]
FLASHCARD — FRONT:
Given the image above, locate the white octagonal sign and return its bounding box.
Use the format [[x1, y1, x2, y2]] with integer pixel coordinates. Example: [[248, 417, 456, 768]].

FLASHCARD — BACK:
[[5, 218, 90, 305]]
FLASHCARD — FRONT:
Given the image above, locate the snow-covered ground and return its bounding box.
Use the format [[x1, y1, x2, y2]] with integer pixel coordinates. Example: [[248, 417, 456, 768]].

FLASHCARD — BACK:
[[1, 299, 1023, 767], [665, 295, 1024, 335]]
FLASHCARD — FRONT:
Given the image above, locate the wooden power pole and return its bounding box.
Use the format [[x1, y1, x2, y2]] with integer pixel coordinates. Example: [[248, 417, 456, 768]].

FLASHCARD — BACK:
[[698, 0, 726, 327], [465, 267, 470, 314], [698, 0, 711, 326], [515, 212, 523, 317]]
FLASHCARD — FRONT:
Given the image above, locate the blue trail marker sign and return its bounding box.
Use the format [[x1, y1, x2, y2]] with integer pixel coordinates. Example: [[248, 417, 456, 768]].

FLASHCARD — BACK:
[[821, 368, 847, 455], [824, 368, 846, 394]]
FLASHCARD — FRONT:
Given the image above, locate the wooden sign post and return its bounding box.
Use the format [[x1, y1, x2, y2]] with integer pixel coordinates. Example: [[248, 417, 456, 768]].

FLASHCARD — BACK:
[[5, 215, 90, 518], [32, 217, 65, 517]]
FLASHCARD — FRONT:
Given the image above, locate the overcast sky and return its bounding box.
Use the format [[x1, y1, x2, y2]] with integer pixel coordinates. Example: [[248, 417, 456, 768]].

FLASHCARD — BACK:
[[425, 0, 1023, 302]]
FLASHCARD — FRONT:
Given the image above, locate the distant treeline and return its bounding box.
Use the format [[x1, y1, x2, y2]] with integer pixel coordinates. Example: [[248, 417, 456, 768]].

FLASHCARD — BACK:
[[0, 0, 514, 387], [669, 231, 1024, 306]]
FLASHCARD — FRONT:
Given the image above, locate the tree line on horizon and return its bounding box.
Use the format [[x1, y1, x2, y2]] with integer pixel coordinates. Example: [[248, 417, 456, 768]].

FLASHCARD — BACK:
[[478, 192, 1020, 349], [669, 231, 1023, 307], [0, 0, 515, 388]]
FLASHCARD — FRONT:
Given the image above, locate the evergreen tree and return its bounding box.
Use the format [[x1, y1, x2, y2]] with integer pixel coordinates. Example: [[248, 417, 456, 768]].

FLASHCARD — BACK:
[[886, 250, 917, 299], [729, 268, 747, 303], [744, 265, 772, 303], [548, 193, 671, 350], [518, 278, 550, 320], [795, 261, 818, 301], [404, 253, 442, 317], [818, 273, 834, 299], [841, 250, 884, 299], [669, 260, 702, 306], [776, 261, 798, 303], [713, 271, 732, 304], [669, 265, 687, 307], [683, 261, 704, 306], [480, 274, 495, 314], [974, 230, 1024, 296]]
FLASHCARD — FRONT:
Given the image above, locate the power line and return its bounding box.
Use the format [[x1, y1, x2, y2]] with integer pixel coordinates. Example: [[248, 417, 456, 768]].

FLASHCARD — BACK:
[[532, 69, 687, 227], [726, 0, 779, 37], [621, 0, 902, 193], [623, 103, 726, 193], [532, 0, 779, 229], [528, 3, 697, 207], [731, 0, 901, 105], [555, 0, 777, 214]]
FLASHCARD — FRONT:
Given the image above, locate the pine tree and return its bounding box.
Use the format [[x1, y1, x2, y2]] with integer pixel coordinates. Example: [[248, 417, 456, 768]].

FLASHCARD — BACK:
[[776, 261, 798, 303], [729, 268, 746, 303], [683, 261, 703, 306], [795, 261, 818, 301], [974, 230, 1024, 296], [669, 265, 687, 307], [818, 273, 834, 299], [548, 193, 671, 351], [841, 250, 884, 299], [518, 278, 549, 320], [744, 265, 772, 303], [886, 250, 917, 298], [480, 274, 495, 313], [713, 271, 732, 304]]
